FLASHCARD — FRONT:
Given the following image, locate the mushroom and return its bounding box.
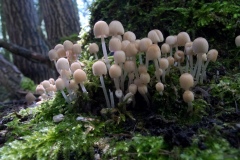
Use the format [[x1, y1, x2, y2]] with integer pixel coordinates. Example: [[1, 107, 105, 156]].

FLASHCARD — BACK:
[[139, 38, 152, 64], [155, 82, 164, 95], [161, 43, 170, 58], [183, 90, 194, 112], [123, 31, 136, 42], [25, 92, 36, 105], [137, 84, 150, 107], [93, 21, 111, 70], [36, 84, 45, 95], [235, 35, 240, 47], [174, 50, 184, 74], [89, 43, 99, 59], [55, 78, 69, 103], [70, 61, 82, 73], [148, 29, 164, 44], [63, 40, 73, 59], [192, 37, 209, 83], [92, 60, 111, 108], [165, 35, 177, 56], [109, 37, 122, 52], [122, 60, 135, 92], [185, 42, 194, 73], [73, 69, 87, 93], [179, 73, 194, 91], [159, 58, 169, 83], [109, 64, 122, 98], [72, 43, 82, 62], [109, 20, 124, 38], [48, 49, 59, 71]]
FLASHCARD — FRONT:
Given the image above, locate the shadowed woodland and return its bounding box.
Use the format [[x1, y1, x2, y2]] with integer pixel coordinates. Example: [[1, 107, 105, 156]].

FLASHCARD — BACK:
[[0, 0, 240, 159]]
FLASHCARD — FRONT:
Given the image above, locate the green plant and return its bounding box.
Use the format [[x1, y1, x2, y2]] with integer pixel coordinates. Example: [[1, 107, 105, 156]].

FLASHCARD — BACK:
[[20, 77, 36, 91]]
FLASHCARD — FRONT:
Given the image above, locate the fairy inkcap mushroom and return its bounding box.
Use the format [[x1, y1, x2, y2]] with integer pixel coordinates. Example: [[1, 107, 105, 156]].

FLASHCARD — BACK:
[[109, 20, 124, 37], [54, 44, 64, 51], [123, 31, 136, 42], [109, 37, 122, 52], [159, 58, 169, 83], [93, 21, 111, 69], [89, 43, 99, 59], [148, 29, 164, 44], [73, 69, 87, 93], [70, 61, 82, 73], [235, 35, 240, 47], [177, 32, 191, 47], [25, 92, 36, 105], [155, 82, 164, 95], [161, 43, 170, 58], [179, 73, 194, 91], [72, 43, 82, 61], [109, 64, 122, 98], [166, 35, 177, 56], [36, 84, 45, 95], [183, 90, 194, 112], [92, 60, 111, 108], [55, 78, 69, 103]]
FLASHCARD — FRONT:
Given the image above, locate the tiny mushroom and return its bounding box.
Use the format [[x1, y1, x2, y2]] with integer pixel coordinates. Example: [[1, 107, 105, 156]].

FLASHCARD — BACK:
[[89, 43, 99, 59]]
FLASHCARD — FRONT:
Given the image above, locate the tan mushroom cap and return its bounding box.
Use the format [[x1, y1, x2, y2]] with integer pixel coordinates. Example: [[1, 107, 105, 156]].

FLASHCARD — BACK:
[[109, 64, 122, 78], [192, 37, 209, 54], [63, 40, 73, 51], [72, 43, 82, 55], [73, 69, 87, 83], [185, 42, 194, 55], [140, 72, 150, 84], [166, 35, 177, 47], [114, 50, 126, 64], [155, 82, 164, 92], [124, 60, 135, 73], [56, 47, 66, 58], [183, 90, 194, 103], [109, 37, 122, 52], [167, 56, 175, 66], [202, 53, 207, 61], [71, 62, 82, 73], [61, 70, 72, 79], [138, 64, 148, 74], [179, 73, 194, 90], [54, 44, 64, 50], [139, 38, 152, 52], [94, 21, 109, 38], [49, 78, 55, 85], [159, 58, 169, 70], [68, 79, 79, 91], [125, 42, 138, 57], [89, 43, 99, 54], [48, 49, 58, 61], [146, 44, 161, 60], [41, 80, 51, 89], [148, 29, 164, 43], [109, 20, 124, 36], [36, 85, 45, 95], [235, 35, 240, 47], [174, 50, 184, 62], [128, 84, 137, 94], [25, 92, 36, 104], [55, 78, 65, 90], [177, 32, 191, 46], [56, 58, 70, 71], [207, 49, 218, 62], [161, 43, 170, 54], [92, 60, 107, 76], [138, 84, 148, 94], [123, 31, 136, 42], [121, 40, 130, 52]]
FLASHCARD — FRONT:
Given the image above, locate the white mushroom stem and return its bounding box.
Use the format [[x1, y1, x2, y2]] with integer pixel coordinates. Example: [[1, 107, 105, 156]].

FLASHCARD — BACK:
[[79, 83, 87, 93], [100, 76, 111, 108], [109, 89, 115, 108], [101, 36, 111, 70], [178, 61, 183, 74], [189, 55, 193, 74], [132, 57, 139, 79], [139, 53, 143, 64], [121, 71, 128, 92], [185, 55, 189, 72], [94, 53, 99, 60], [60, 90, 69, 104], [154, 59, 161, 82], [192, 56, 199, 77], [145, 57, 149, 69], [54, 60, 61, 74], [200, 59, 210, 84], [170, 47, 173, 57], [195, 55, 203, 83], [162, 69, 166, 83]]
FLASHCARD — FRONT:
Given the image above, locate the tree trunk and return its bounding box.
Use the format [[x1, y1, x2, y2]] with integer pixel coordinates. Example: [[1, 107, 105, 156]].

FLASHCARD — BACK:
[[2, 0, 55, 83], [39, 0, 81, 48]]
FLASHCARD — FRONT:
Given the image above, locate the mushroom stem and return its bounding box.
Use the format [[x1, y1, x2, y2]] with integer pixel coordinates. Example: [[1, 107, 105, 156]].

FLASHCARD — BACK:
[[121, 71, 128, 92], [54, 60, 61, 74], [178, 61, 183, 74], [109, 89, 115, 108], [200, 59, 210, 83], [100, 76, 111, 108], [101, 36, 111, 70], [170, 47, 173, 57], [79, 83, 87, 93], [154, 59, 161, 82], [185, 55, 189, 72], [195, 56, 203, 83], [60, 90, 69, 104], [141, 93, 150, 107], [189, 55, 193, 74], [139, 53, 143, 64], [187, 102, 193, 113], [162, 69, 166, 83], [192, 56, 199, 77], [94, 53, 99, 60]]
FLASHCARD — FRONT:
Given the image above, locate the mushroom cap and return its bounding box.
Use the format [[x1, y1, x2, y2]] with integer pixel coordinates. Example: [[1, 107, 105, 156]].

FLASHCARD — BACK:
[[109, 64, 122, 78], [70, 62, 82, 73], [48, 49, 58, 61], [109, 37, 122, 52], [92, 60, 107, 76], [45, 84, 55, 92], [138, 84, 148, 94], [113, 35, 123, 41], [73, 69, 87, 83], [166, 35, 177, 47], [125, 42, 138, 57], [161, 43, 170, 54], [60, 70, 72, 79], [235, 35, 240, 47], [25, 92, 36, 104], [140, 72, 150, 84], [202, 53, 207, 61], [123, 31, 136, 42], [55, 78, 65, 90], [185, 42, 195, 55], [183, 90, 194, 103], [114, 50, 126, 64], [138, 64, 148, 74], [148, 29, 164, 43], [146, 44, 161, 60], [174, 50, 184, 62], [109, 20, 124, 36], [49, 78, 55, 85], [159, 58, 169, 70], [134, 39, 140, 51], [192, 37, 209, 54], [56, 58, 70, 71], [54, 44, 64, 50], [128, 84, 137, 94], [72, 44, 82, 55], [94, 21, 109, 38], [36, 85, 45, 95], [41, 80, 51, 89], [167, 56, 175, 66], [68, 79, 79, 91], [155, 82, 164, 92], [179, 73, 194, 90], [121, 40, 130, 52], [56, 47, 66, 58], [139, 38, 152, 52], [63, 40, 73, 51], [124, 60, 135, 73], [207, 49, 218, 62], [89, 43, 99, 54], [177, 32, 191, 46]]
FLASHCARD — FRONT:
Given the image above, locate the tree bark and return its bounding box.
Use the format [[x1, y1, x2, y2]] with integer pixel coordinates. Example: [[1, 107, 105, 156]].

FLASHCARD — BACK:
[[39, 0, 81, 48], [2, 0, 56, 83]]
